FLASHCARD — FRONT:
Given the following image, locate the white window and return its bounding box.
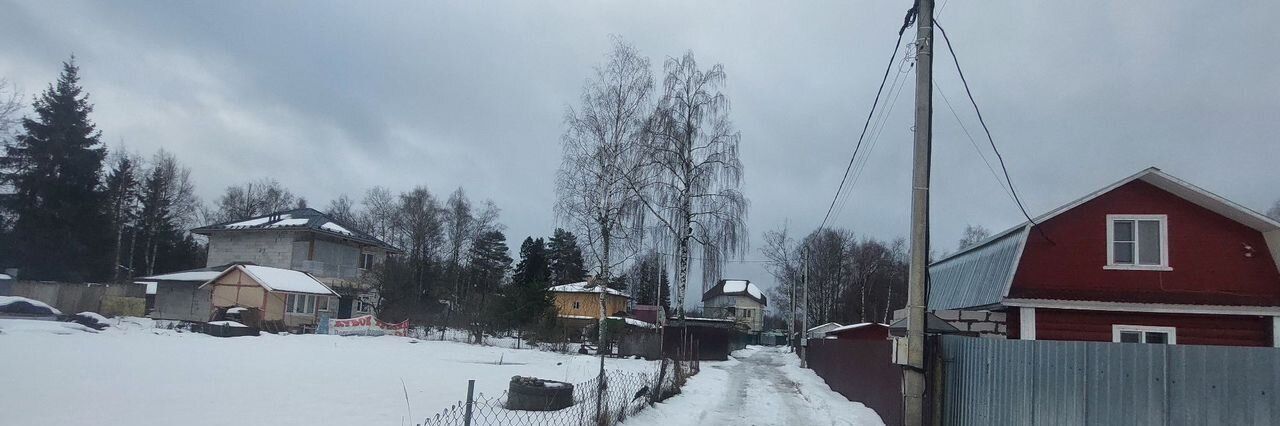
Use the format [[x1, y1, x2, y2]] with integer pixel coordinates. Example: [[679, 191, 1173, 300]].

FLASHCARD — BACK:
[[1112, 325, 1176, 344], [1106, 215, 1170, 270], [317, 296, 330, 312], [286, 294, 316, 315], [742, 309, 753, 318], [359, 253, 375, 270]]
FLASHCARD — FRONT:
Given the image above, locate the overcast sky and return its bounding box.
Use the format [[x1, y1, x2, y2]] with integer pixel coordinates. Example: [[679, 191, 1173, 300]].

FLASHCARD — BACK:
[[2, 1, 1278, 302]]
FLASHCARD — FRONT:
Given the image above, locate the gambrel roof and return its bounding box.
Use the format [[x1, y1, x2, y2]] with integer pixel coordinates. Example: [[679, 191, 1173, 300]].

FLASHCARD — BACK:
[[928, 167, 1280, 311]]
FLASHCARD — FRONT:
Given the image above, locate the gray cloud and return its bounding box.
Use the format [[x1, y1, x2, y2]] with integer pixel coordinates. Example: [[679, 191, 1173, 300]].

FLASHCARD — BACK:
[[2, 1, 1278, 300]]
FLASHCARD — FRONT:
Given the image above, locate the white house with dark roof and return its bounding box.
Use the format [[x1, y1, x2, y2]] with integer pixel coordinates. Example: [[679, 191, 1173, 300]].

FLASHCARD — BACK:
[[702, 279, 767, 332], [191, 208, 401, 318]]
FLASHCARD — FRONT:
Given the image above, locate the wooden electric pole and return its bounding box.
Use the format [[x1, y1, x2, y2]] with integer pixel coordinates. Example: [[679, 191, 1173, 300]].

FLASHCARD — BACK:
[[800, 246, 809, 368], [905, 0, 934, 424]]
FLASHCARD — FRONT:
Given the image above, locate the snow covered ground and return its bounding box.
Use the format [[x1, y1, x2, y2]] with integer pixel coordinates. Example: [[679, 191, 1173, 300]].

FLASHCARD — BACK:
[[625, 346, 885, 426], [0, 318, 657, 426]]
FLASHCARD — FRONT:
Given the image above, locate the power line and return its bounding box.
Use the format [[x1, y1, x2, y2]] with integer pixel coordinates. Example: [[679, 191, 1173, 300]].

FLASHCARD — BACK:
[[933, 19, 1054, 244], [818, 6, 919, 232], [934, 78, 1017, 204], [829, 46, 914, 223]]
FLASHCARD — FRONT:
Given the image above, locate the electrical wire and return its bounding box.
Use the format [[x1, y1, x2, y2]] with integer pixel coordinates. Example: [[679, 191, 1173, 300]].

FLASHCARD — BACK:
[[934, 19, 1054, 244], [829, 45, 914, 223], [818, 5, 919, 232], [935, 78, 1017, 204]]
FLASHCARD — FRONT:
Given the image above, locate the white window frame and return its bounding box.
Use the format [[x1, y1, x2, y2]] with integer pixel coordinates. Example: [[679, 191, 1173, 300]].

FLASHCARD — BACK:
[[1112, 324, 1177, 344], [359, 253, 375, 270], [286, 294, 316, 315], [1105, 214, 1171, 271]]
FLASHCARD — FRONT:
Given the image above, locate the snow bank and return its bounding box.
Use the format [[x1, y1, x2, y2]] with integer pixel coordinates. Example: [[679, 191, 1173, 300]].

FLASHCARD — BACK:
[[76, 312, 109, 324], [0, 296, 62, 315], [0, 319, 97, 335]]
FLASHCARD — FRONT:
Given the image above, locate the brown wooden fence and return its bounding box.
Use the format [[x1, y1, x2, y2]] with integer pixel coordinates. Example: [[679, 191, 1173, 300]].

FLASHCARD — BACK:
[[805, 338, 904, 425]]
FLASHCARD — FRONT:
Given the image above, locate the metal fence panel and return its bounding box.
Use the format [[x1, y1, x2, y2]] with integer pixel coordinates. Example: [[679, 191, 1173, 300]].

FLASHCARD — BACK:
[[941, 335, 1280, 426]]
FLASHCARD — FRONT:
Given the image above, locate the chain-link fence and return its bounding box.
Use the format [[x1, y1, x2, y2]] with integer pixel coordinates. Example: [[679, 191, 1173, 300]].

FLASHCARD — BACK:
[[420, 358, 700, 426]]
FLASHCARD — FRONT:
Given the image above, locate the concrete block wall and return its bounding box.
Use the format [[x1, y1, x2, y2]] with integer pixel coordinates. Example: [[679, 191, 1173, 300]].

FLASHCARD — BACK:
[[205, 232, 299, 269], [894, 308, 1009, 338]]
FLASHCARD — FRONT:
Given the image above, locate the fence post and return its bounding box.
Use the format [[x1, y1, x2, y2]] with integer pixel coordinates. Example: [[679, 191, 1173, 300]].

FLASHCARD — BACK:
[[464, 379, 475, 426]]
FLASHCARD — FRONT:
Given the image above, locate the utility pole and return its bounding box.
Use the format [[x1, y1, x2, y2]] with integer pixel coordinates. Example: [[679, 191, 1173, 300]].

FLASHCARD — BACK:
[[905, 0, 934, 425], [800, 246, 809, 368], [790, 249, 798, 353]]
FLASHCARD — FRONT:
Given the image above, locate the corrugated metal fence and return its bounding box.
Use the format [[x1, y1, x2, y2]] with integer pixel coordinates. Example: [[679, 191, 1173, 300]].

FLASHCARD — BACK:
[[940, 335, 1280, 425]]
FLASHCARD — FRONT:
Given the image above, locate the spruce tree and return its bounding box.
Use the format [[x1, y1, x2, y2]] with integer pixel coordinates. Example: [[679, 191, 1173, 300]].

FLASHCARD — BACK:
[[512, 237, 550, 286], [502, 237, 555, 334], [1, 58, 108, 281], [546, 228, 586, 285]]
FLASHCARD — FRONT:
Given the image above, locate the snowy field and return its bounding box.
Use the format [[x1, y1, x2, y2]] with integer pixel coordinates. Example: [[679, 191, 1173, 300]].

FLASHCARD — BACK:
[[0, 318, 658, 426]]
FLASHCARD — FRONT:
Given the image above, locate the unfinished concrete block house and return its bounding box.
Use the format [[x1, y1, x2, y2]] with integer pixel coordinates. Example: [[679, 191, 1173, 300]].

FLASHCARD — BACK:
[[191, 208, 401, 318], [928, 168, 1280, 347]]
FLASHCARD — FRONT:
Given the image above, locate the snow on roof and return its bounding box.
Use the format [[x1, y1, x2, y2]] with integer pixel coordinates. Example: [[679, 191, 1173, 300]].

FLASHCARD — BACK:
[[321, 222, 352, 235], [703, 279, 766, 305], [0, 273, 11, 280], [238, 265, 337, 296], [192, 208, 401, 253], [273, 218, 310, 226], [608, 316, 657, 329], [548, 281, 630, 298], [827, 322, 888, 333], [208, 320, 248, 328], [226, 215, 281, 228], [722, 280, 763, 300], [806, 322, 842, 332], [138, 270, 224, 282], [0, 296, 62, 315]]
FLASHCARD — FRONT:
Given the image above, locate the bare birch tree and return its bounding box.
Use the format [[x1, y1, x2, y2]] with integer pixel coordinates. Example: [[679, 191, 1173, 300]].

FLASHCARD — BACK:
[[636, 51, 748, 318], [0, 79, 20, 139], [557, 39, 651, 402]]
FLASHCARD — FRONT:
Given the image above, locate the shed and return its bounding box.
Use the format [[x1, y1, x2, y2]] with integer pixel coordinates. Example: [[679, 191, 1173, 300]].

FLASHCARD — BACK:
[[825, 323, 890, 341], [664, 317, 744, 361], [806, 322, 843, 339], [136, 264, 242, 322], [200, 264, 338, 329]]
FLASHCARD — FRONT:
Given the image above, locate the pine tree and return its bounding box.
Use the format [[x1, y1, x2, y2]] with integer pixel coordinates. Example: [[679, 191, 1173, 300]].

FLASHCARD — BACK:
[[1, 58, 109, 281], [546, 228, 586, 285]]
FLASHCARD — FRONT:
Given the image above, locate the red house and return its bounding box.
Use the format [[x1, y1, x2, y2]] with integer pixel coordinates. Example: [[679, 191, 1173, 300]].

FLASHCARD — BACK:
[[929, 168, 1280, 347]]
